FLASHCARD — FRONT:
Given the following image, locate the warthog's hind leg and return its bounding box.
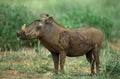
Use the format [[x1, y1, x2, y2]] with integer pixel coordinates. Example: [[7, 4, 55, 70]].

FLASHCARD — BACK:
[[86, 51, 95, 75], [93, 48, 101, 75]]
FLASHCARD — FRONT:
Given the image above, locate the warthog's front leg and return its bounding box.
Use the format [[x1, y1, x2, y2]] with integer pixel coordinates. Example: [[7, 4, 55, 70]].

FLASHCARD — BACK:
[[60, 51, 66, 74], [51, 53, 59, 74]]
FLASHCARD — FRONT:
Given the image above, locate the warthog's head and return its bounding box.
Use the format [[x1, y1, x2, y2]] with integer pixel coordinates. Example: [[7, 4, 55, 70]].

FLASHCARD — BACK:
[[17, 14, 53, 40]]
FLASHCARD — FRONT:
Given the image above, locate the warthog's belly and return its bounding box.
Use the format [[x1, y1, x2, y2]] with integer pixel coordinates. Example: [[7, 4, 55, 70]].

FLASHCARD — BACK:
[[66, 44, 93, 57], [66, 50, 89, 57]]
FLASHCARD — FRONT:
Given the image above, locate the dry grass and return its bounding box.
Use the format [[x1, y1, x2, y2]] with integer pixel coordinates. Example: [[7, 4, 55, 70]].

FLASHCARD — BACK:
[[0, 47, 91, 79]]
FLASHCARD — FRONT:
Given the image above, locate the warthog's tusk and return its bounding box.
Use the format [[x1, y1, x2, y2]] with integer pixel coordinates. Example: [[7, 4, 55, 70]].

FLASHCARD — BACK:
[[21, 24, 26, 31]]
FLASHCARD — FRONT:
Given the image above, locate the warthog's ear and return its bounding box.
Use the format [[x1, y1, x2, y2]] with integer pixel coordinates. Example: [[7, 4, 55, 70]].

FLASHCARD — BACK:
[[44, 14, 49, 18], [49, 17, 53, 20], [45, 17, 53, 24], [45, 14, 49, 17]]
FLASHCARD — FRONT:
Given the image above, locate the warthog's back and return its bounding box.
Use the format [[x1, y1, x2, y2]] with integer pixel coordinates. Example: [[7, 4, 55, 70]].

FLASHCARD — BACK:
[[76, 27, 103, 44], [66, 27, 103, 56]]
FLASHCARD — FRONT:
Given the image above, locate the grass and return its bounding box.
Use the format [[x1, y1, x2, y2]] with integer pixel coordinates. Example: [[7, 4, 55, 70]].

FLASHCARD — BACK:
[[0, 4, 38, 51], [0, 0, 120, 79], [0, 46, 119, 79]]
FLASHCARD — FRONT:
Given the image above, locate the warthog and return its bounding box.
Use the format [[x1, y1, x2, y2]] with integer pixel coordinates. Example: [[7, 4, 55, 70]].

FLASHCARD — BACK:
[[17, 14, 103, 75]]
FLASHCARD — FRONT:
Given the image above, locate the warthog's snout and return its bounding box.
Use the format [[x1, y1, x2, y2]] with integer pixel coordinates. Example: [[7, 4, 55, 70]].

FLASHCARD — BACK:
[[16, 31, 24, 37], [16, 31, 20, 37], [16, 24, 26, 37]]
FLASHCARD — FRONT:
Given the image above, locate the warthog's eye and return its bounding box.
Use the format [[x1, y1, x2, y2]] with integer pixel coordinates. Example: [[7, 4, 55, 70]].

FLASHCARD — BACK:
[[45, 21, 49, 24], [33, 22, 39, 25], [45, 20, 50, 24]]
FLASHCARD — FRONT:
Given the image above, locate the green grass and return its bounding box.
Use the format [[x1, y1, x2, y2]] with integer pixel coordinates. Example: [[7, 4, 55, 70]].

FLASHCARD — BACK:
[[0, 4, 38, 51], [0, 46, 119, 79]]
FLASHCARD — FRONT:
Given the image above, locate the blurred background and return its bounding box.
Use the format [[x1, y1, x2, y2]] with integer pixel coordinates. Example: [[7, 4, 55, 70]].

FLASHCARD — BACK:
[[0, 0, 120, 50], [0, 0, 120, 79]]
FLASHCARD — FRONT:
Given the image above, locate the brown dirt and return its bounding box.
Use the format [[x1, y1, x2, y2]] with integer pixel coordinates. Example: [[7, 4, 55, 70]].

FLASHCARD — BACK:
[[0, 70, 25, 79], [0, 70, 52, 79], [70, 66, 90, 73]]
